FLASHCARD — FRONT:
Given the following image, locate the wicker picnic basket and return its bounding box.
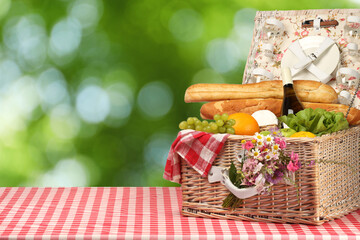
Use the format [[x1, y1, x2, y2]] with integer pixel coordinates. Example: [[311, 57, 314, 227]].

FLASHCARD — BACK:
[[181, 125, 360, 225], [179, 9, 360, 225]]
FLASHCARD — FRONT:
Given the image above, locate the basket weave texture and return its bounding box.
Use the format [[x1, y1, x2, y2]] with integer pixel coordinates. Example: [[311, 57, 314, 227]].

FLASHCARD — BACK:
[[181, 125, 360, 225]]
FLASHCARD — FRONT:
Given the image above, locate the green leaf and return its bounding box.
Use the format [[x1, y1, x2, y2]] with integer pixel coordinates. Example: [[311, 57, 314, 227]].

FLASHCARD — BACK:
[[229, 161, 237, 184]]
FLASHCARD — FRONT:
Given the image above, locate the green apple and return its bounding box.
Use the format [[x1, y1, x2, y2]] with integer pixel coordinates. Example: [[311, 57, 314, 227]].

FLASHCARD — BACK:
[[280, 128, 296, 137]]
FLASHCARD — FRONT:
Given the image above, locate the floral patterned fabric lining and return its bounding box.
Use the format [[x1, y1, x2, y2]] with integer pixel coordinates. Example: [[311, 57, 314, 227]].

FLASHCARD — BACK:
[[243, 9, 360, 109]]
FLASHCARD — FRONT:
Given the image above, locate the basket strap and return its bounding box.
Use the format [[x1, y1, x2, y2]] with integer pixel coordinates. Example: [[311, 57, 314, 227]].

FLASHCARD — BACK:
[[337, 68, 360, 87], [208, 166, 258, 199], [265, 18, 285, 32], [252, 68, 274, 82], [314, 17, 322, 31]]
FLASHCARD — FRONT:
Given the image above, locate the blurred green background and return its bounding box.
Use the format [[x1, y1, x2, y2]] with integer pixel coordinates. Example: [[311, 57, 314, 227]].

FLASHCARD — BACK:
[[0, 0, 356, 187]]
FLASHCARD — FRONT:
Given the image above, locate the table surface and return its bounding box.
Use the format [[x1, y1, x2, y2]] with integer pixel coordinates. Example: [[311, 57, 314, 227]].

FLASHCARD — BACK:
[[0, 187, 359, 239]]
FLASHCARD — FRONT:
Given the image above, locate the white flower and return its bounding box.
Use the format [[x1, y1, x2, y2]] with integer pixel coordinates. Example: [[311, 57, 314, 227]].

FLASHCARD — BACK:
[[254, 133, 264, 143], [254, 162, 263, 174], [264, 135, 274, 145], [264, 154, 272, 161], [251, 148, 261, 159], [272, 144, 280, 152]]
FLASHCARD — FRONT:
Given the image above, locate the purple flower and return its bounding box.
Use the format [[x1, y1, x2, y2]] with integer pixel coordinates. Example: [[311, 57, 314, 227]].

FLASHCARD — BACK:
[[266, 160, 278, 171], [265, 170, 284, 184], [269, 127, 281, 136]]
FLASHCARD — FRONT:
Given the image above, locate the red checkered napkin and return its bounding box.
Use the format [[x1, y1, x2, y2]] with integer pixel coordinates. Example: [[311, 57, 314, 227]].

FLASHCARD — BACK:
[[164, 130, 229, 183]]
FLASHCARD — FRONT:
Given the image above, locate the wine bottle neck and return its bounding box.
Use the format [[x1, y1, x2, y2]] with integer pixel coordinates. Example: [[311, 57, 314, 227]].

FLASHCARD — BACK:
[[283, 78, 293, 86], [281, 67, 293, 86], [283, 83, 294, 88]]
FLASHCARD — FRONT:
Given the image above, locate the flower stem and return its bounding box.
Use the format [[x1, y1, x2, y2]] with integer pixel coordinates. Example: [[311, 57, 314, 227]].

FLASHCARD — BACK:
[[222, 193, 243, 209]]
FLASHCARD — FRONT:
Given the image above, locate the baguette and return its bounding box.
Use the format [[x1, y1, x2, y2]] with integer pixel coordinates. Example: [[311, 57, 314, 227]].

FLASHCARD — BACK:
[[185, 80, 338, 104], [200, 99, 360, 125]]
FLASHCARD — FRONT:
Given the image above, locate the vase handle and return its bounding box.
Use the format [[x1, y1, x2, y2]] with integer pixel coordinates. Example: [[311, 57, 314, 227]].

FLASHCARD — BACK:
[[208, 166, 258, 199]]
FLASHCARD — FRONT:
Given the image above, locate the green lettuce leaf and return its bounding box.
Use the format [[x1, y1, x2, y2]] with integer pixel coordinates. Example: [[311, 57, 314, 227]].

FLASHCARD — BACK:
[[278, 108, 349, 136]]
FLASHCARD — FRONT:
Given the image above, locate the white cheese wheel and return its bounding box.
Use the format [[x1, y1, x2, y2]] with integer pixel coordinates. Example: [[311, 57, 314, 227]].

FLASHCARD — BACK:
[[251, 110, 278, 127]]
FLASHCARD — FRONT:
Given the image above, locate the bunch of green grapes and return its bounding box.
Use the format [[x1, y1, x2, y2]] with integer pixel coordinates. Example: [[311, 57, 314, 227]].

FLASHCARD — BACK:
[[179, 113, 236, 134]]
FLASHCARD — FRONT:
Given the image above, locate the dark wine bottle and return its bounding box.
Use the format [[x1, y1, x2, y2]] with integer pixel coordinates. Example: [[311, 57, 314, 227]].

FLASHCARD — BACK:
[[281, 67, 304, 116]]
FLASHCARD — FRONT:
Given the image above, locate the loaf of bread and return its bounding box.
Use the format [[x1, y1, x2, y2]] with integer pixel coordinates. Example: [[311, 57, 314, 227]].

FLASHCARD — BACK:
[[185, 80, 338, 104], [200, 99, 360, 125]]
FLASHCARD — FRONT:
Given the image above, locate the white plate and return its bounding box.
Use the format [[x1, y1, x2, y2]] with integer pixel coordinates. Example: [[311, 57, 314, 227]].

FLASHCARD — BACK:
[[281, 36, 340, 81]]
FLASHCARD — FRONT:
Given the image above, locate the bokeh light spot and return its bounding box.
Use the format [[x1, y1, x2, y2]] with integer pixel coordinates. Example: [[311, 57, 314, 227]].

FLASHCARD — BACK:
[[3, 15, 47, 71], [104, 73, 136, 127], [0, 60, 22, 91], [0, 76, 39, 137], [12, 76, 40, 115], [76, 85, 110, 123], [37, 159, 88, 187], [234, 8, 256, 25], [50, 104, 80, 139], [69, 0, 102, 30], [137, 81, 173, 119], [106, 83, 133, 120], [168, 9, 203, 42], [206, 39, 241, 73], [37, 68, 68, 109], [49, 17, 82, 63], [144, 132, 174, 170]]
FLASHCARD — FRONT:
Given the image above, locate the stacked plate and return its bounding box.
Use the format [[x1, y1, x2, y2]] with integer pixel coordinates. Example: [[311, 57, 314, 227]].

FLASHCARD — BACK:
[[281, 36, 340, 82]]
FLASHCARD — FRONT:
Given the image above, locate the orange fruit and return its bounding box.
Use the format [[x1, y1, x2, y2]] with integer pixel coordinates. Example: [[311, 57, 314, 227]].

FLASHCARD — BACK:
[[228, 112, 260, 135], [290, 131, 316, 138]]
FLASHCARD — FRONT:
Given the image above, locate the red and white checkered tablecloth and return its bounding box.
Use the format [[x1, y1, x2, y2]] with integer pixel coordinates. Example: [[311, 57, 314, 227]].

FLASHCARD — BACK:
[[0, 187, 360, 239]]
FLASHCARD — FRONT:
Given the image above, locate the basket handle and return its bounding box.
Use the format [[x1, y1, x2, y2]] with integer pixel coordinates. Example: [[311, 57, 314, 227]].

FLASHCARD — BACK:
[[208, 166, 258, 199]]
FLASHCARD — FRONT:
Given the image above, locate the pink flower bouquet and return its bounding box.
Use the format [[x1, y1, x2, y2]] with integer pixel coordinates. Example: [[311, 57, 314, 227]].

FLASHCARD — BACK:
[[240, 129, 300, 194], [223, 128, 301, 209]]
